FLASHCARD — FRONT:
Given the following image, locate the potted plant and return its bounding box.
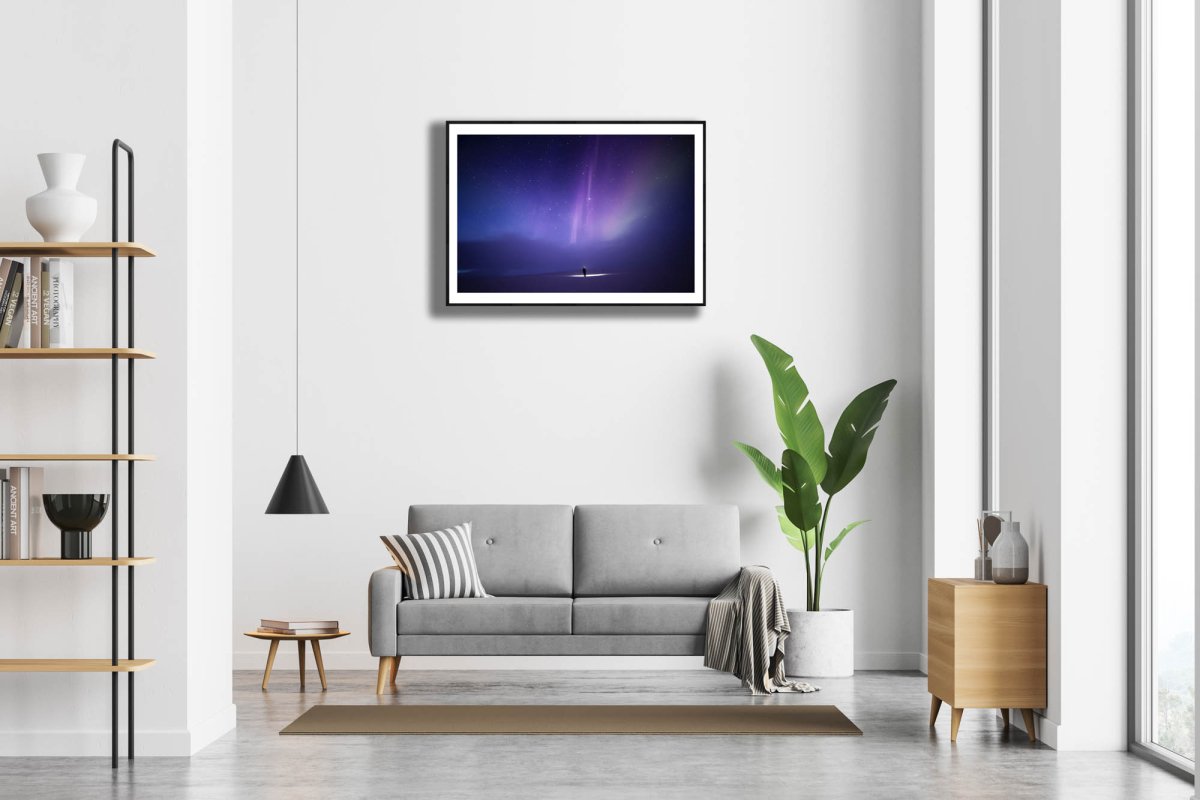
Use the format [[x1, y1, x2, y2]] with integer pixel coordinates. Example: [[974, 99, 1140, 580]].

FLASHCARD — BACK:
[[735, 334, 896, 677]]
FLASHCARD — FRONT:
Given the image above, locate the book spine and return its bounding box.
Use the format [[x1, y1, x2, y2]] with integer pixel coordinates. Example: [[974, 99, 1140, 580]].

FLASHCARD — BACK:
[[25, 257, 40, 348], [6, 282, 25, 348], [17, 260, 28, 348], [0, 259, 13, 330], [39, 260, 50, 346], [7, 471, 21, 559], [57, 260, 74, 348], [13, 468, 29, 559], [47, 260, 60, 347], [0, 262, 20, 345], [27, 468, 45, 558], [0, 476, 7, 559]]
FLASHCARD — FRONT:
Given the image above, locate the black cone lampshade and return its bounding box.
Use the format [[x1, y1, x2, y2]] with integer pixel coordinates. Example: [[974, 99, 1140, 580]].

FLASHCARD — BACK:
[[265, 455, 329, 515]]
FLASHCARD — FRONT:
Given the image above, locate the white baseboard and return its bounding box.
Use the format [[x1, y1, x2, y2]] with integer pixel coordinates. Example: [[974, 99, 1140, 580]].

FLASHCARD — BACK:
[[234, 650, 708, 671], [855, 651, 923, 671], [1032, 712, 1058, 749], [0, 729, 189, 757], [918, 652, 929, 675], [235, 649, 923, 672], [0, 703, 237, 757], [1007, 709, 1058, 750], [188, 703, 237, 755]]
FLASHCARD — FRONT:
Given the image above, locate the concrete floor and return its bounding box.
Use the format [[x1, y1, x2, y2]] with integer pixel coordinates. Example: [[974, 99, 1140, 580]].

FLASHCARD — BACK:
[[0, 669, 1192, 799]]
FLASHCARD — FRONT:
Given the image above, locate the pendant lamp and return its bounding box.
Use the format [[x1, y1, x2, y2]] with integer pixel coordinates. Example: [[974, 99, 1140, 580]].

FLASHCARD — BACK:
[[266, 0, 328, 515]]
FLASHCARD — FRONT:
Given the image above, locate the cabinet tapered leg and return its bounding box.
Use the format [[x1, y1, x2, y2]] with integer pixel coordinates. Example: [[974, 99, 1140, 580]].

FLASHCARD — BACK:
[[929, 695, 943, 726], [950, 707, 964, 741], [297, 640, 306, 691], [1001, 708, 1010, 729], [1021, 709, 1037, 742], [312, 640, 328, 690], [389, 655, 400, 686], [261, 639, 279, 690], [377, 657, 396, 694]]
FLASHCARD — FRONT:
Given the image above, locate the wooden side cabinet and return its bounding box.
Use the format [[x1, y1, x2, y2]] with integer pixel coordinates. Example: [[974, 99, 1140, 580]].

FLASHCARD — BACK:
[[927, 578, 1047, 742]]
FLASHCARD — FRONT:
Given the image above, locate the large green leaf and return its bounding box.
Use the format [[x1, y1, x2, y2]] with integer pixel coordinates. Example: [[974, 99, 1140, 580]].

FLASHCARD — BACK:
[[821, 379, 897, 496], [735, 442, 782, 497], [751, 335, 827, 483], [777, 505, 813, 552], [823, 519, 868, 560], [782, 448, 823, 533]]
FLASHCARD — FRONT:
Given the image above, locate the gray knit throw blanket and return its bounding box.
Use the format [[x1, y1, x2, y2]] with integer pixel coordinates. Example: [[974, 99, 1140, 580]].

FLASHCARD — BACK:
[[704, 566, 819, 695]]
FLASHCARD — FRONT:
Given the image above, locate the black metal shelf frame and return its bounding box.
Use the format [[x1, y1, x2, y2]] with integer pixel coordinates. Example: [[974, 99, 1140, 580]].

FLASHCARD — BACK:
[[111, 139, 137, 768]]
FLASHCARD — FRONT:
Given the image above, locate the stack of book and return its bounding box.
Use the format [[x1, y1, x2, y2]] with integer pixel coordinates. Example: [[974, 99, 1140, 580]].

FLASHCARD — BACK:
[[257, 618, 339, 635], [0, 257, 74, 349], [0, 467, 47, 559]]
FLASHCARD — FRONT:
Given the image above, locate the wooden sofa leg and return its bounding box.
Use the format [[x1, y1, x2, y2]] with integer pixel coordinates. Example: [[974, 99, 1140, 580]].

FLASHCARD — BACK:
[[390, 655, 400, 686], [376, 657, 396, 694]]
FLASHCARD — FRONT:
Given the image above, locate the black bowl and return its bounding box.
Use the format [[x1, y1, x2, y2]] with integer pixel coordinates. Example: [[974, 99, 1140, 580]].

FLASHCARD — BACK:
[[42, 494, 110, 533]]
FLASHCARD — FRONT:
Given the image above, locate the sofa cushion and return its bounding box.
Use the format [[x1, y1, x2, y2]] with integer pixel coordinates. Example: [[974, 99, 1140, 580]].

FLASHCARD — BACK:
[[573, 505, 740, 596], [409, 505, 573, 597], [572, 597, 710, 635], [396, 597, 573, 635]]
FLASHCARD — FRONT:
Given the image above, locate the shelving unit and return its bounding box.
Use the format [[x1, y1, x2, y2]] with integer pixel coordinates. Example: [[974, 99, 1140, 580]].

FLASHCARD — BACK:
[[0, 348, 155, 360], [0, 454, 154, 462], [0, 140, 153, 768], [0, 243, 155, 258], [0, 659, 156, 672], [0, 557, 156, 567]]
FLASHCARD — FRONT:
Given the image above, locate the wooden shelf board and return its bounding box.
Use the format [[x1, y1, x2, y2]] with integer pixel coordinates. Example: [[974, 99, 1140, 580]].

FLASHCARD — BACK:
[[0, 454, 155, 462], [0, 347, 156, 360], [0, 557, 155, 567], [0, 659, 156, 673], [0, 242, 155, 258]]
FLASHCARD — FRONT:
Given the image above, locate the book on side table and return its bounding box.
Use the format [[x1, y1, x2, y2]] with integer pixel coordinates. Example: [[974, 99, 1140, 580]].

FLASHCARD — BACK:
[[258, 619, 339, 635]]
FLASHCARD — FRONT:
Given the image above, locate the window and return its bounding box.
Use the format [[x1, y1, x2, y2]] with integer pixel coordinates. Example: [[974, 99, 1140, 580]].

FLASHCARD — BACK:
[[1133, 0, 1196, 774]]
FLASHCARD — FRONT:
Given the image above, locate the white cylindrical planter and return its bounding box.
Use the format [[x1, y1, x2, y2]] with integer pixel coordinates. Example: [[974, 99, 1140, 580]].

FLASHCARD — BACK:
[[784, 608, 854, 678]]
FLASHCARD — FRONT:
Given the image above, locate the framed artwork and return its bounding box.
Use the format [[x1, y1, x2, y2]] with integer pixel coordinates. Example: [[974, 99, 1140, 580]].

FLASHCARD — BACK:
[[446, 121, 706, 306]]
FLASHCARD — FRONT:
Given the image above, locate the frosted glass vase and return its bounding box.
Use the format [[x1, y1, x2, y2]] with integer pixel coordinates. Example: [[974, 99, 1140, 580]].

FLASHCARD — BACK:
[[26, 153, 97, 242], [991, 521, 1029, 584]]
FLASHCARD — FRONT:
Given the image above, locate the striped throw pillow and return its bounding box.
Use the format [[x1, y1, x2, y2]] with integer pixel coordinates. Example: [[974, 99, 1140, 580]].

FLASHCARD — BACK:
[[380, 523, 490, 600]]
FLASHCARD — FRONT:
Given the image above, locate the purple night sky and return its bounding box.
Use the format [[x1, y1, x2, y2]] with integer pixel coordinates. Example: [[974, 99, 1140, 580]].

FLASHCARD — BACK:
[[455, 133, 696, 293]]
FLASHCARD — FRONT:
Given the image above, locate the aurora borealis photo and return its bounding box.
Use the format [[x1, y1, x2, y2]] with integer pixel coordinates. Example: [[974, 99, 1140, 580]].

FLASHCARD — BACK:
[[449, 125, 702, 302]]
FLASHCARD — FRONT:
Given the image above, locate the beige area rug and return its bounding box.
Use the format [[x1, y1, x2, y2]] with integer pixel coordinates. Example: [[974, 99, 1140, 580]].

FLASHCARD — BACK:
[[280, 704, 862, 736]]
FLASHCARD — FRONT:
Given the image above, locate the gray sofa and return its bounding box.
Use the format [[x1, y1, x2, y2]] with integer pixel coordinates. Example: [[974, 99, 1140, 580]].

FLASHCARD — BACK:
[[369, 504, 739, 692]]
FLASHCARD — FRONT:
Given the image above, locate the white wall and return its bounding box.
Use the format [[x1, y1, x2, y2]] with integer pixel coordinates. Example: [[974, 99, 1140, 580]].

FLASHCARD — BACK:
[[996, 0, 1064, 741], [994, 0, 1127, 750], [232, 0, 926, 671], [186, 0, 236, 749], [0, 0, 234, 756], [919, 0, 985, 673], [1058, 0, 1127, 753]]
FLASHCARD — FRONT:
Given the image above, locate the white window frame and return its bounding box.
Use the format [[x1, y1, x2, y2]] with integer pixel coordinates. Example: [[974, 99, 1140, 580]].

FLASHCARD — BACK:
[[1129, 0, 1196, 779]]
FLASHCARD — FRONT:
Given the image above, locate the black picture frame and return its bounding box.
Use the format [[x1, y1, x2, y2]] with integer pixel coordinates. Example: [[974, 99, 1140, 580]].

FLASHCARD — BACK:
[[445, 120, 706, 307]]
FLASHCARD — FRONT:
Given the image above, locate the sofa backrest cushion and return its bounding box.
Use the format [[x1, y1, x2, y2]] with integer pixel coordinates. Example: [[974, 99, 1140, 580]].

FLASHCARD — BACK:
[[573, 505, 740, 597], [408, 505, 573, 597]]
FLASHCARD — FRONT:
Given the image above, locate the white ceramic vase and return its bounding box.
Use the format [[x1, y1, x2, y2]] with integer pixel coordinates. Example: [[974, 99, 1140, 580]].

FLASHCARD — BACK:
[[26, 153, 97, 242], [784, 608, 854, 677]]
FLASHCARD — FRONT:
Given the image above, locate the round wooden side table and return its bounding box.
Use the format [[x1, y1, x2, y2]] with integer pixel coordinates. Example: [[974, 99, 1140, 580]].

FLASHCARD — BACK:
[[243, 630, 350, 691]]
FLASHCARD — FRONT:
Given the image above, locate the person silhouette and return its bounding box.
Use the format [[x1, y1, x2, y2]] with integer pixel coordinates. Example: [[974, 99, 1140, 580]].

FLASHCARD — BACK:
[[582, 266, 588, 278]]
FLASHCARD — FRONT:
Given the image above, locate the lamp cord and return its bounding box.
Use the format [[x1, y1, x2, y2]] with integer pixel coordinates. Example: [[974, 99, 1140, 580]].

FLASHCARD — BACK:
[[295, 0, 300, 456]]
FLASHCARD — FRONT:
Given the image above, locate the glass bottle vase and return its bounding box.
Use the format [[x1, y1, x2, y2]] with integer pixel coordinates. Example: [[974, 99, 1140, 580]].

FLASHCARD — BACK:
[[991, 521, 1029, 584]]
